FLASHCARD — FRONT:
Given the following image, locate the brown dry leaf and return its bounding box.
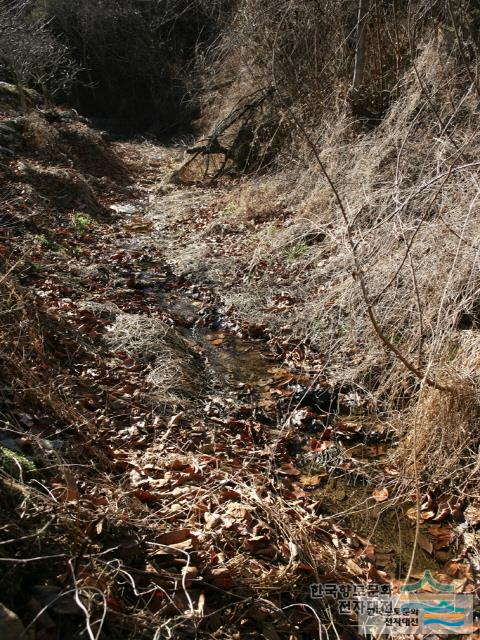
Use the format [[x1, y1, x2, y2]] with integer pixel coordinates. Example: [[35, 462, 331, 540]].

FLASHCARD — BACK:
[[134, 489, 160, 503], [157, 529, 192, 546], [278, 463, 301, 476], [421, 510, 436, 521], [445, 561, 461, 577], [208, 567, 235, 589], [219, 488, 242, 502], [167, 538, 194, 552], [406, 507, 435, 522], [428, 524, 454, 550], [345, 558, 363, 577], [433, 495, 463, 521], [282, 481, 307, 499], [245, 535, 269, 553], [224, 502, 252, 522], [372, 487, 389, 502], [204, 512, 222, 530], [363, 544, 375, 561], [366, 563, 390, 583], [169, 458, 190, 471], [300, 474, 324, 486], [375, 552, 394, 567], [417, 532, 433, 555], [63, 469, 80, 502], [298, 562, 316, 573]]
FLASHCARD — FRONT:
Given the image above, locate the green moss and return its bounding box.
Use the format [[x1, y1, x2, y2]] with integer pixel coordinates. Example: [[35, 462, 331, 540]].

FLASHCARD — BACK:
[[73, 213, 96, 230], [36, 233, 60, 251], [0, 447, 37, 479]]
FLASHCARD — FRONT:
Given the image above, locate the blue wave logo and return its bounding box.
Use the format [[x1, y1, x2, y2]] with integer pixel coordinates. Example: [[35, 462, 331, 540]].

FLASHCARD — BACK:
[[401, 600, 465, 628]]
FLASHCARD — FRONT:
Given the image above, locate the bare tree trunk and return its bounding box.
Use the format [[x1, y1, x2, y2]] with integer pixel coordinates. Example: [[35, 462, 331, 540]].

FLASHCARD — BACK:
[[351, 0, 370, 99]]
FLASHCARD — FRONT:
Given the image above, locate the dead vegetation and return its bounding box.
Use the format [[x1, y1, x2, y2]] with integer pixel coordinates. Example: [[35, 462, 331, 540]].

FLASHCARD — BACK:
[[164, 17, 480, 496], [2, 1, 480, 636], [1, 107, 373, 639], [106, 313, 202, 403]]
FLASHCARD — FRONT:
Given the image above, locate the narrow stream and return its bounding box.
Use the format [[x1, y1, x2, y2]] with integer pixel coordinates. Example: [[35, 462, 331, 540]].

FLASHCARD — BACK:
[[118, 206, 454, 591]]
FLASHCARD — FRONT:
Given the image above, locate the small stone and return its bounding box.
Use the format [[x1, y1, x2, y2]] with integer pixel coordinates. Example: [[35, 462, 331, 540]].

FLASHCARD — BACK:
[[0, 123, 18, 137], [0, 603, 25, 640], [110, 203, 138, 214]]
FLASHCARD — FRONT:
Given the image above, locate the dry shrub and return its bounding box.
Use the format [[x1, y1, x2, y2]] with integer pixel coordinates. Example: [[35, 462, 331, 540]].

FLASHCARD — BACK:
[[394, 382, 480, 492], [19, 162, 104, 215], [106, 313, 202, 401], [59, 123, 129, 182], [236, 33, 480, 392], [18, 111, 61, 155], [394, 330, 480, 491], [229, 175, 290, 222], [20, 112, 130, 182], [171, 151, 227, 184], [185, 29, 480, 492]]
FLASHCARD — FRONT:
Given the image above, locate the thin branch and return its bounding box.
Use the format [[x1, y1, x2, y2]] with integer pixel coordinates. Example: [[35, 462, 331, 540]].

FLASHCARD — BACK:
[[283, 101, 455, 394]]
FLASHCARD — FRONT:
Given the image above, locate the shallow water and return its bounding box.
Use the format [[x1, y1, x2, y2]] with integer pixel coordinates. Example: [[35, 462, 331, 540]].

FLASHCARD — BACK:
[[119, 237, 454, 587]]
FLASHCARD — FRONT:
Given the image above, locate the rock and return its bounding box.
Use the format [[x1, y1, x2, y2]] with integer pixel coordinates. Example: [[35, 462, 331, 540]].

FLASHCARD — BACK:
[[0, 82, 41, 107], [0, 120, 19, 129], [0, 123, 19, 138], [0, 603, 26, 640], [110, 203, 139, 214]]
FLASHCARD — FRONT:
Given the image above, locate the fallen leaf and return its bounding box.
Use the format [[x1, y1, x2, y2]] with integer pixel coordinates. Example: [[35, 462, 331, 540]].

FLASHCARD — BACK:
[[363, 544, 375, 561], [245, 535, 269, 553], [372, 487, 389, 502], [345, 558, 363, 576], [417, 532, 433, 555], [464, 503, 480, 526], [428, 524, 454, 550], [278, 463, 301, 477], [406, 507, 435, 522], [301, 474, 324, 487], [157, 529, 192, 546], [207, 567, 234, 589], [64, 469, 80, 502]]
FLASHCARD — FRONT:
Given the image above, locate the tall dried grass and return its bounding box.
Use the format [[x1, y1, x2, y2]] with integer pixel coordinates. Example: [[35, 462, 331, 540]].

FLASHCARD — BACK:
[[188, 27, 480, 491]]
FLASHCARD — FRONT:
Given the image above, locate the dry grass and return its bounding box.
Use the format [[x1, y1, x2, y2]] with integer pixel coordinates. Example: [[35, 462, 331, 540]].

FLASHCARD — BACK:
[[394, 331, 480, 493], [164, 31, 480, 492], [106, 313, 202, 402], [235, 34, 480, 389], [19, 162, 104, 215]]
